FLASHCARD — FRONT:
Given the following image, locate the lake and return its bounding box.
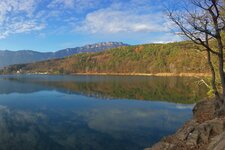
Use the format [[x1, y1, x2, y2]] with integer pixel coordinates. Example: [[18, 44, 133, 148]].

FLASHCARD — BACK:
[[0, 75, 207, 150]]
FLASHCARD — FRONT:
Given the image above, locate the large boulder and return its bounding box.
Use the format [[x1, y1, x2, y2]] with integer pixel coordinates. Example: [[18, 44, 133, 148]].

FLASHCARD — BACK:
[[193, 99, 219, 123], [148, 99, 225, 150], [208, 132, 225, 150]]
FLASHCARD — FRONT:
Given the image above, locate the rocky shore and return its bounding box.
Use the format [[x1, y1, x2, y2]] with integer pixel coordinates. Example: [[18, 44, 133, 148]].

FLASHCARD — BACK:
[[146, 99, 225, 150]]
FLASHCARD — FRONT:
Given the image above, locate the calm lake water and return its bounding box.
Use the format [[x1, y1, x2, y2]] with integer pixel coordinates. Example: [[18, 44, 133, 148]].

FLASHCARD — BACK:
[[0, 75, 207, 150]]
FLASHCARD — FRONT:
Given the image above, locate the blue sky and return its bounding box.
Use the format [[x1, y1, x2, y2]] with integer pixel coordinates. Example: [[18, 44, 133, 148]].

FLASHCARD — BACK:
[[0, 0, 181, 52]]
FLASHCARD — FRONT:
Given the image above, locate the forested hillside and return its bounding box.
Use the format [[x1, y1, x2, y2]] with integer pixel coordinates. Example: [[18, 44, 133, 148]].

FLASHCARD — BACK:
[[0, 41, 215, 75]]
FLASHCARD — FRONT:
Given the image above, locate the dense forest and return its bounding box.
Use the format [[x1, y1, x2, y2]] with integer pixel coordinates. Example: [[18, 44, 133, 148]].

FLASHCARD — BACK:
[[1, 41, 221, 75]]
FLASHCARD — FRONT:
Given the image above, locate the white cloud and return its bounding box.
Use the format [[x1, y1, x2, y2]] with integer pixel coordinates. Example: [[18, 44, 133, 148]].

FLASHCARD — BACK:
[[48, 0, 100, 10], [0, 0, 44, 39], [48, 0, 75, 9], [0, 21, 45, 39], [75, 3, 169, 34], [0, 0, 38, 19], [0, 0, 177, 42], [12, 21, 44, 33], [150, 33, 182, 44]]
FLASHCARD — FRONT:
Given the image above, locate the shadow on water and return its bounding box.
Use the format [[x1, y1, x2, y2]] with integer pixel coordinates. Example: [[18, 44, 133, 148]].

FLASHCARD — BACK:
[[0, 75, 208, 150], [0, 74, 207, 104]]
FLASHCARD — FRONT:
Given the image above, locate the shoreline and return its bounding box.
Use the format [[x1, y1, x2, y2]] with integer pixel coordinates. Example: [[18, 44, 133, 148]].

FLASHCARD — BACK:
[[71, 72, 211, 77], [146, 99, 225, 150], [6, 72, 211, 77]]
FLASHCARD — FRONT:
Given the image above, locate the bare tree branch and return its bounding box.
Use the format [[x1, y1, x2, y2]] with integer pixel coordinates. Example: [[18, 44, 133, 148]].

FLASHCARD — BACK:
[[167, 0, 225, 99], [168, 11, 219, 55]]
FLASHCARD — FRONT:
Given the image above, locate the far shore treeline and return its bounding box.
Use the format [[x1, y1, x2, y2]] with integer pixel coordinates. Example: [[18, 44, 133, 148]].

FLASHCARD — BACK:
[[1, 40, 222, 75]]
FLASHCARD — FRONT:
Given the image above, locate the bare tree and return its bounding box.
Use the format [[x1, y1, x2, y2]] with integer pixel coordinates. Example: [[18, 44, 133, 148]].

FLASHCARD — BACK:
[[167, 0, 225, 101]]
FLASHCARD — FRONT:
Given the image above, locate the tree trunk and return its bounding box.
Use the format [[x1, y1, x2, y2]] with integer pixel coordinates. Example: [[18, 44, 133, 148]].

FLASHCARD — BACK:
[[217, 35, 225, 101], [218, 55, 225, 99], [207, 50, 220, 99]]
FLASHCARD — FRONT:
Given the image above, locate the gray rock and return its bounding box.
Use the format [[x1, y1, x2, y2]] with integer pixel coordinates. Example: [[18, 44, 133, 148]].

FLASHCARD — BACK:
[[208, 132, 225, 150], [145, 142, 175, 150], [146, 99, 225, 150]]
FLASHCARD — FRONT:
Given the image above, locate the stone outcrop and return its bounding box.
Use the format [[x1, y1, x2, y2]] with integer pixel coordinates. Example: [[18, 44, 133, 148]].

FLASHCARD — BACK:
[[146, 99, 225, 150]]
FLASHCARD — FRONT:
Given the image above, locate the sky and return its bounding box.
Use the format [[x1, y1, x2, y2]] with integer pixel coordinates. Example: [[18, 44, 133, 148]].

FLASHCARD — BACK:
[[0, 0, 182, 52]]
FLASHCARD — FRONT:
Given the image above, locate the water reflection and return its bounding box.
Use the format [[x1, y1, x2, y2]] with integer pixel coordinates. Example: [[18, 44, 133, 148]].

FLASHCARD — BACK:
[[0, 75, 207, 104], [0, 92, 193, 150], [0, 75, 205, 150]]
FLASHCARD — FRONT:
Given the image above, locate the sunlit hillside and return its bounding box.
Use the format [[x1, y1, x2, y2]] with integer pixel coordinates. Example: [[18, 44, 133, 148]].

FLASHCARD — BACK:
[[1, 41, 214, 75]]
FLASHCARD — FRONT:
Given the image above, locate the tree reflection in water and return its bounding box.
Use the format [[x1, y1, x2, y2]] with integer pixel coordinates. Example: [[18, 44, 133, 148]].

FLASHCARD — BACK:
[[0, 75, 207, 150]]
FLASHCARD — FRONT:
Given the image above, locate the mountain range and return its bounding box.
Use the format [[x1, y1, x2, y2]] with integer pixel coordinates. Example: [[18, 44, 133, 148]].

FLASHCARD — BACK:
[[0, 42, 128, 68]]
